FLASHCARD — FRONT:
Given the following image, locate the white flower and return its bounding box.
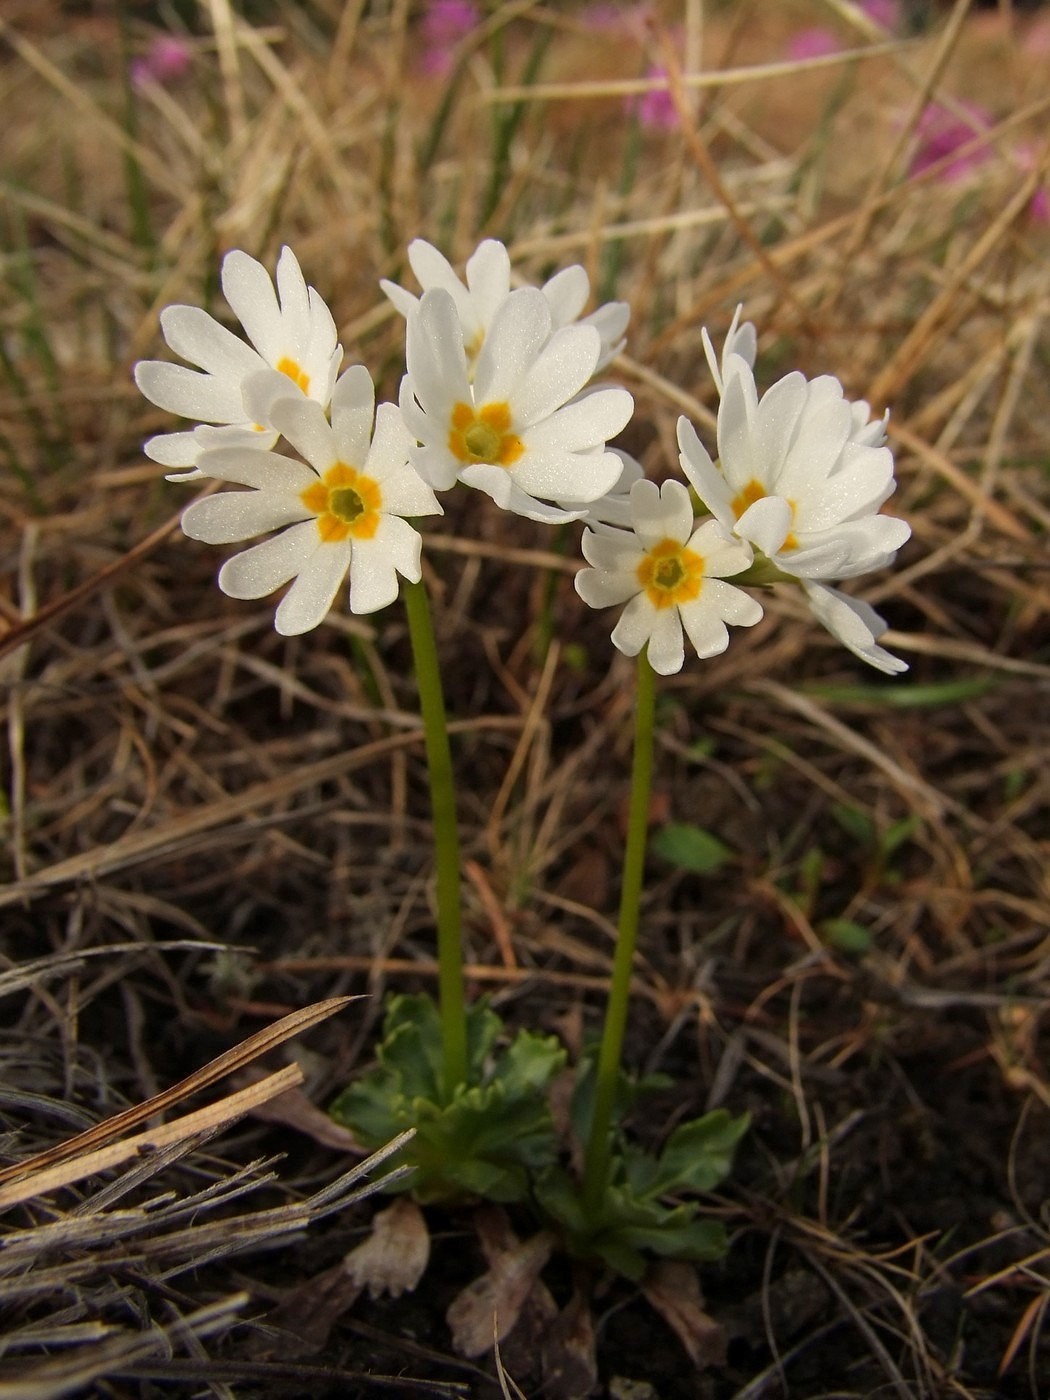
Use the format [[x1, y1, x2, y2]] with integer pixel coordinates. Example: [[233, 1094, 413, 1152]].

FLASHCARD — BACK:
[[399, 287, 634, 523], [560, 449, 644, 531], [701, 303, 757, 397], [575, 479, 762, 675], [678, 354, 910, 670], [135, 246, 342, 480], [801, 582, 908, 676], [381, 237, 629, 377], [181, 366, 440, 635]]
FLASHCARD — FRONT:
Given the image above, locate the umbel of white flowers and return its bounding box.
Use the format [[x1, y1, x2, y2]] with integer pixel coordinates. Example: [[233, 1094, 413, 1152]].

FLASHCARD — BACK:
[[135, 246, 910, 669]]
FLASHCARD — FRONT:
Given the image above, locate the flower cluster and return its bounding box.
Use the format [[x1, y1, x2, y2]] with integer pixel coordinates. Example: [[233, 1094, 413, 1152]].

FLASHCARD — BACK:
[[136, 246, 910, 671], [576, 308, 911, 674]]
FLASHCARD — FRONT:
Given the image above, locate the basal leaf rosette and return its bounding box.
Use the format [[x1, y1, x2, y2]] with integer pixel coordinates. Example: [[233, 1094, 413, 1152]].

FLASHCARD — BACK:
[[330, 995, 567, 1205], [536, 1109, 750, 1281], [182, 365, 440, 634], [399, 286, 634, 523], [135, 246, 342, 479]]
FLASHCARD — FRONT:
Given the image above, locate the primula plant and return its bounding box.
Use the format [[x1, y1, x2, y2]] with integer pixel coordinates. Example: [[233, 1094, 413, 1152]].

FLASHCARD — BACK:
[[135, 237, 910, 1297]]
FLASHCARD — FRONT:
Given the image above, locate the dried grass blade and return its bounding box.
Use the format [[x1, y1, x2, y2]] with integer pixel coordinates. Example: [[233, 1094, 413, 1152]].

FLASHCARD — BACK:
[[0, 1066, 303, 1208], [0, 997, 354, 1189]]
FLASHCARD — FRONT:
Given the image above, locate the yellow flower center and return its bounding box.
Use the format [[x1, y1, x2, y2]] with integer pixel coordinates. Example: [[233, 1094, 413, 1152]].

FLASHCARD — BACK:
[[300, 462, 382, 542], [276, 355, 311, 395], [730, 477, 798, 550], [448, 401, 524, 468], [636, 538, 705, 610]]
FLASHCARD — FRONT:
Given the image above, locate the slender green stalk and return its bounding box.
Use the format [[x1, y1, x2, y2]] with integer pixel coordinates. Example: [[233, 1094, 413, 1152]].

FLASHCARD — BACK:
[[583, 650, 657, 1217], [402, 576, 468, 1098]]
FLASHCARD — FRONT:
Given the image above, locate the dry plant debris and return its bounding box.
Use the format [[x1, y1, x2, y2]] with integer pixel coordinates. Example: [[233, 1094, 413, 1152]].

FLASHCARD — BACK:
[[2, 0, 1050, 1396]]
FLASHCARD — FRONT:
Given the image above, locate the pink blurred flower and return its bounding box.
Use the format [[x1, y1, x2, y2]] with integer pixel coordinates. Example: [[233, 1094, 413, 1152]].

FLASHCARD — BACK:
[[785, 26, 843, 61], [859, 0, 901, 29], [583, 2, 653, 41], [1021, 14, 1050, 55], [909, 102, 994, 182], [131, 34, 192, 90], [628, 64, 678, 131], [1030, 186, 1050, 226], [419, 0, 479, 76]]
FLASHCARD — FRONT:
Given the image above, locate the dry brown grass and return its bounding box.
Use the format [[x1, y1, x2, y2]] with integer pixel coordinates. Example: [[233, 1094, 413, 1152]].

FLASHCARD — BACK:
[[2, 1, 1049, 1396]]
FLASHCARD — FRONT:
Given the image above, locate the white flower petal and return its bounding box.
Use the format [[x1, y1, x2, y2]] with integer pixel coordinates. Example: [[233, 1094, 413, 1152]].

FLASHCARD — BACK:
[[194, 445, 318, 492], [584, 302, 630, 367], [802, 582, 908, 674], [677, 597, 730, 661], [794, 446, 894, 530], [542, 265, 589, 325], [331, 365, 377, 466], [644, 607, 686, 675], [135, 360, 246, 424], [267, 395, 338, 473], [677, 416, 734, 525], [409, 442, 460, 492], [575, 565, 641, 609], [275, 538, 353, 635], [349, 516, 422, 613], [716, 369, 759, 491], [408, 290, 471, 413], [218, 519, 319, 598], [409, 239, 478, 332], [522, 385, 633, 451], [629, 478, 693, 548], [512, 446, 621, 506], [511, 324, 602, 427], [752, 372, 808, 484], [375, 462, 442, 517], [473, 288, 551, 405], [380, 278, 420, 320], [457, 464, 584, 522], [181, 490, 310, 544], [735, 495, 794, 558], [610, 591, 657, 659], [221, 248, 282, 364], [687, 519, 754, 577], [776, 394, 852, 495], [580, 527, 644, 573], [144, 431, 203, 468], [159, 305, 262, 380], [274, 245, 312, 352], [464, 239, 513, 329]]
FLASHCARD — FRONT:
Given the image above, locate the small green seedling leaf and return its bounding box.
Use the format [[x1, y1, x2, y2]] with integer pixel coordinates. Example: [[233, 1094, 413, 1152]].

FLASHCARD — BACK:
[[820, 918, 872, 954], [652, 823, 733, 875]]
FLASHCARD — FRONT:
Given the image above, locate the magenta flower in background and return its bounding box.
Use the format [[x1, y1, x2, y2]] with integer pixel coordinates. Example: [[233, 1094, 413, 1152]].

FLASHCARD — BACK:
[[628, 64, 678, 131], [859, 0, 901, 29], [909, 102, 993, 182], [583, 3, 653, 41], [131, 34, 192, 90], [785, 27, 843, 61], [420, 0, 480, 75]]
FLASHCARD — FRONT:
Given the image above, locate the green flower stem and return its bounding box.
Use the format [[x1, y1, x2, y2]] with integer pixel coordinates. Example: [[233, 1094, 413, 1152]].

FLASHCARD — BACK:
[[583, 649, 657, 1217], [402, 576, 468, 1098]]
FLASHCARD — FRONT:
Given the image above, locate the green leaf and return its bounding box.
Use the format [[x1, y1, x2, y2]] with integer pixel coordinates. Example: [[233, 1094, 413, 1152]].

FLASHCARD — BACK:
[[830, 803, 874, 846], [881, 815, 920, 857], [651, 1110, 750, 1194], [330, 998, 565, 1205], [819, 918, 872, 954], [536, 1170, 732, 1281], [651, 823, 733, 875]]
